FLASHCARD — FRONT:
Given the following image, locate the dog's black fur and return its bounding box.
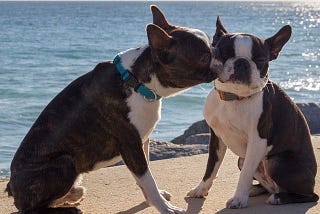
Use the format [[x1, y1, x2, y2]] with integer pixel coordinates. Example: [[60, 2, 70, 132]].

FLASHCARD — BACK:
[[6, 6, 218, 212]]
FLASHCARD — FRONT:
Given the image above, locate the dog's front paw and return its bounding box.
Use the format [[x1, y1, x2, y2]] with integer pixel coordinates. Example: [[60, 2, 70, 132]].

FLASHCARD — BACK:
[[159, 189, 172, 201], [226, 195, 248, 209], [187, 181, 210, 198], [159, 202, 185, 214]]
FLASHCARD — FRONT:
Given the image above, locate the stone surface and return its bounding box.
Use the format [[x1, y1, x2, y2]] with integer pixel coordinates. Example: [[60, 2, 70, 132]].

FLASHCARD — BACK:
[[171, 120, 209, 145], [149, 139, 208, 161]]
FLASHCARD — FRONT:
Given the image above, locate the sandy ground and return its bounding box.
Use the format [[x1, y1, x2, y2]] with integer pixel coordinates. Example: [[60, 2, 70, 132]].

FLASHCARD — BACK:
[[1, 136, 319, 214]]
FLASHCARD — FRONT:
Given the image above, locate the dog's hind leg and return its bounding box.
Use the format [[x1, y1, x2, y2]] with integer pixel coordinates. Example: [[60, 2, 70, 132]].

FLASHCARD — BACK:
[[249, 184, 267, 197], [9, 155, 78, 211], [266, 154, 318, 204]]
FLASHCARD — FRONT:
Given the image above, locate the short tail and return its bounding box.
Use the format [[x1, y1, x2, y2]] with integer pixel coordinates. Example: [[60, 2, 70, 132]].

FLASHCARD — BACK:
[[5, 181, 12, 196]]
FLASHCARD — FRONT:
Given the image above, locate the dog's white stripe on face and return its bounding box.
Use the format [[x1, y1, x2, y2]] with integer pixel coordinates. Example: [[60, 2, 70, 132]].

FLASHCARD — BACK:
[[234, 35, 253, 58]]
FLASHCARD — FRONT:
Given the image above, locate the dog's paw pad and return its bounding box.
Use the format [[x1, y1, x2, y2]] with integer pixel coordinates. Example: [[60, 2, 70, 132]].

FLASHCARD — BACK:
[[226, 196, 248, 209]]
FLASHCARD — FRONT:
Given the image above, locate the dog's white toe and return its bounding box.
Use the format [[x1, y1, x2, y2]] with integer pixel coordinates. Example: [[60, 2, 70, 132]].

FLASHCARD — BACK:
[[50, 186, 86, 208], [266, 194, 281, 205], [226, 195, 248, 209], [159, 189, 172, 201], [187, 181, 209, 198]]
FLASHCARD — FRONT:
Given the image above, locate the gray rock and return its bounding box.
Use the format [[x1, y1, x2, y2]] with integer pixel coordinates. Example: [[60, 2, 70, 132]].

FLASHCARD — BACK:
[[297, 103, 320, 134], [171, 103, 320, 145], [185, 133, 211, 145], [149, 139, 208, 161], [118, 103, 320, 163], [171, 120, 209, 144]]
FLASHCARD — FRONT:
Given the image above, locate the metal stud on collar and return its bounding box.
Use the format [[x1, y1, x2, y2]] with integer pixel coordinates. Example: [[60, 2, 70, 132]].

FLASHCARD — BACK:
[[143, 89, 158, 102]]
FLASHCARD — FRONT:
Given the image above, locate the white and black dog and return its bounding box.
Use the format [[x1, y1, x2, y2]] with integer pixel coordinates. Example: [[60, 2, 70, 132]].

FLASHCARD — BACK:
[[6, 6, 219, 213], [187, 17, 318, 208]]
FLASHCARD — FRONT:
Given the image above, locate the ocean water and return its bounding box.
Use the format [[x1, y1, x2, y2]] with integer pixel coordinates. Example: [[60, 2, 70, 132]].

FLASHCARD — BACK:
[[0, 1, 319, 176]]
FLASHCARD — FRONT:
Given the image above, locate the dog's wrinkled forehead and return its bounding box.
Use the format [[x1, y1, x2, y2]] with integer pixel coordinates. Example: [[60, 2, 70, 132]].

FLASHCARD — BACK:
[[216, 34, 254, 58], [170, 28, 211, 56], [187, 28, 211, 47], [171, 27, 210, 48]]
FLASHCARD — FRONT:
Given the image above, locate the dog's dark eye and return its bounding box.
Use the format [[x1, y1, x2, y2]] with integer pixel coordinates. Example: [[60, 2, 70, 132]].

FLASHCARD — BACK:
[[200, 53, 211, 65]]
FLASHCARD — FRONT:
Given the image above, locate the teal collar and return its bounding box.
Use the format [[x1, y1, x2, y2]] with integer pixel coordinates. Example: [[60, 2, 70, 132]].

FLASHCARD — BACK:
[[113, 55, 162, 102]]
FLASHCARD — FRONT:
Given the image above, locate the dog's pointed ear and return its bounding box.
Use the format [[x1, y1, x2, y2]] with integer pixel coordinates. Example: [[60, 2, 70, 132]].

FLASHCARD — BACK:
[[265, 25, 292, 61], [212, 16, 228, 47], [147, 24, 176, 64], [150, 5, 172, 31]]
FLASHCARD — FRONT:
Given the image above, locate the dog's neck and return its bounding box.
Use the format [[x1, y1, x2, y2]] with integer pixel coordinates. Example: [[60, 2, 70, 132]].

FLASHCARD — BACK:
[[214, 77, 268, 98], [117, 46, 189, 98]]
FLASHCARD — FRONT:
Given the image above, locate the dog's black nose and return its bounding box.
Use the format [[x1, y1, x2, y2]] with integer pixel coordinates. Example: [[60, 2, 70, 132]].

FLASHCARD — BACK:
[[231, 58, 251, 85], [234, 58, 250, 73]]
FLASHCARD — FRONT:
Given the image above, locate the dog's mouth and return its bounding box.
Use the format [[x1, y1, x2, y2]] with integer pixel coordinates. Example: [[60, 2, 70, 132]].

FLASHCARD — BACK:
[[198, 69, 218, 83], [210, 59, 223, 77], [200, 63, 223, 83], [217, 78, 230, 84]]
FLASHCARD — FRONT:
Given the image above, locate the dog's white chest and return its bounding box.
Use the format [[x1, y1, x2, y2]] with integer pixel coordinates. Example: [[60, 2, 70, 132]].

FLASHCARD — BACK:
[[126, 90, 161, 143], [204, 89, 264, 158]]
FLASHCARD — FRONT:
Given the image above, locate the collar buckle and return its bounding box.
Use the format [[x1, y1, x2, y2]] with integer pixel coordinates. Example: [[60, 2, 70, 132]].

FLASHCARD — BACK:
[[143, 89, 157, 102]]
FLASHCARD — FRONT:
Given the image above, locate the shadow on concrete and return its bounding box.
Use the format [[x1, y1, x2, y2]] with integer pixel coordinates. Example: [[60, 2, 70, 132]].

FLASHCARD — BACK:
[[11, 207, 83, 214], [216, 195, 318, 214], [185, 196, 206, 214], [116, 202, 149, 214]]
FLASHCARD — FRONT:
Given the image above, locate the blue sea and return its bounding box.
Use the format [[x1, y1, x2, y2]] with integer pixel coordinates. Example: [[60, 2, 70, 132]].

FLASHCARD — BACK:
[[0, 1, 319, 177]]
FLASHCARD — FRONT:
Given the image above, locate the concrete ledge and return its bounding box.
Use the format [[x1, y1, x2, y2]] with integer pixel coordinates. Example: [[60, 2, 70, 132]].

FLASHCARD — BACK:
[[1, 136, 319, 214]]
